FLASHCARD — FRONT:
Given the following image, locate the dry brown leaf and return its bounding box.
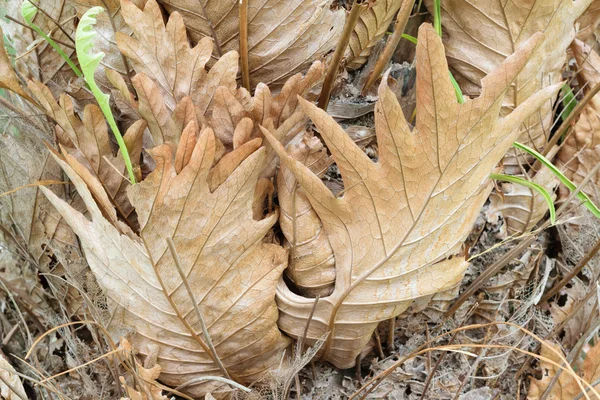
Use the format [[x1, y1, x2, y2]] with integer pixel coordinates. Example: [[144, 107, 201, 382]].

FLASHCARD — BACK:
[[0, 26, 33, 102], [486, 154, 559, 237], [263, 24, 562, 368], [42, 127, 290, 397], [577, 0, 600, 46], [27, 79, 145, 229], [119, 339, 169, 400], [117, 0, 324, 150], [426, 0, 591, 174], [0, 354, 27, 400], [557, 39, 600, 199], [154, 0, 345, 87], [528, 341, 600, 399], [346, 0, 405, 69], [277, 133, 335, 297]]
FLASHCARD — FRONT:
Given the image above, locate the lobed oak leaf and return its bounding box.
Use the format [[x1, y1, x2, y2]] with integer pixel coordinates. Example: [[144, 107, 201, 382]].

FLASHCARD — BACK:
[[263, 23, 563, 367], [154, 0, 344, 87], [41, 127, 290, 397], [425, 0, 592, 174]]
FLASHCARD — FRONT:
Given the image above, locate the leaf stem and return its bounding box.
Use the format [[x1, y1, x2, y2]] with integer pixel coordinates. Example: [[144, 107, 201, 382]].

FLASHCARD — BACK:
[[76, 6, 136, 184], [21, 1, 82, 77], [318, 0, 366, 110], [361, 0, 415, 94]]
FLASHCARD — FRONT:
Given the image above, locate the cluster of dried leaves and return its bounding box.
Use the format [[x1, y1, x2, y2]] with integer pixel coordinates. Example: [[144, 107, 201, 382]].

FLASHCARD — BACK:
[[1, 0, 600, 398]]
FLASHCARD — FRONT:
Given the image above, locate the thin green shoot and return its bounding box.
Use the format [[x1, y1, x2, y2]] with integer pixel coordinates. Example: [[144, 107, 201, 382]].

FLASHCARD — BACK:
[[76, 6, 136, 184], [560, 84, 577, 122], [513, 142, 600, 219], [433, 0, 442, 36], [401, 33, 417, 44], [21, 1, 82, 77], [490, 173, 556, 225]]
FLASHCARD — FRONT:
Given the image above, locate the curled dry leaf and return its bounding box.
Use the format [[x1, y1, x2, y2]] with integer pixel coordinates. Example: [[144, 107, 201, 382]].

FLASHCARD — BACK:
[[154, 0, 344, 87], [42, 127, 290, 397], [557, 39, 600, 202], [277, 133, 335, 297], [346, 0, 405, 69], [263, 24, 562, 368], [528, 341, 600, 399], [119, 338, 169, 400], [425, 0, 591, 174]]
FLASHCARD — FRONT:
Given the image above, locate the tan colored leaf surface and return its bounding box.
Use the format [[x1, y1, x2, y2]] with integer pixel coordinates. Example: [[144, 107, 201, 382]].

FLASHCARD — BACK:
[[277, 133, 335, 297], [0, 354, 27, 400], [487, 155, 558, 237], [0, 26, 33, 102], [264, 24, 562, 368], [41, 128, 290, 397], [577, 0, 600, 45], [557, 39, 600, 198], [154, 0, 345, 87], [346, 0, 405, 69], [425, 0, 591, 174], [528, 341, 600, 399]]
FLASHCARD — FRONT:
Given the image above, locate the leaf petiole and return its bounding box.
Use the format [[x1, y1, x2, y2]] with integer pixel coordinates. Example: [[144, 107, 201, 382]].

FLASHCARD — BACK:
[[76, 6, 136, 184]]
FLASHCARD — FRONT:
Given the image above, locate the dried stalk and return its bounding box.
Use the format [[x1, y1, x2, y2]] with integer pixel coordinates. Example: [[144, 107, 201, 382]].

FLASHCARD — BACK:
[[239, 0, 250, 90], [317, 0, 366, 110], [361, 0, 415, 94]]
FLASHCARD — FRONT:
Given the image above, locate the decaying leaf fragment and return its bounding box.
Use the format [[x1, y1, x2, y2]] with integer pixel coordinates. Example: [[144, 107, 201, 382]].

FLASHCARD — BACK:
[[528, 341, 600, 399], [42, 127, 290, 396], [154, 0, 345, 87], [264, 24, 562, 368], [0, 354, 27, 400], [426, 0, 592, 174]]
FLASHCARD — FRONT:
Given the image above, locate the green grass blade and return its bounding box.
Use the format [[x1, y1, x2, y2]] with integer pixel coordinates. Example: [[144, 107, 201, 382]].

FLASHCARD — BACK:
[[21, 1, 82, 77], [513, 142, 600, 219], [560, 84, 577, 122], [76, 6, 136, 184], [401, 33, 418, 44], [433, 0, 442, 36], [490, 173, 556, 225]]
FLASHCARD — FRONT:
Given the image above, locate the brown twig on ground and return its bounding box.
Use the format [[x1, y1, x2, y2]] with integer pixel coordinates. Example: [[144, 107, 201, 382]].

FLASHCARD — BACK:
[[317, 0, 366, 110], [540, 236, 600, 303], [361, 0, 415, 95], [239, 0, 250, 91], [27, 0, 76, 44]]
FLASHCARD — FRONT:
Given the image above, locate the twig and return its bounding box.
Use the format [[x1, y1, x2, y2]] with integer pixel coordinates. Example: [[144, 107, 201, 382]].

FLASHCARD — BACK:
[[239, 0, 250, 90], [540, 82, 600, 159], [361, 0, 415, 94], [166, 238, 231, 380], [317, 0, 366, 110], [173, 376, 251, 392], [540, 236, 600, 303], [5, 15, 75, 49], [27, 0, 76, 44]]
